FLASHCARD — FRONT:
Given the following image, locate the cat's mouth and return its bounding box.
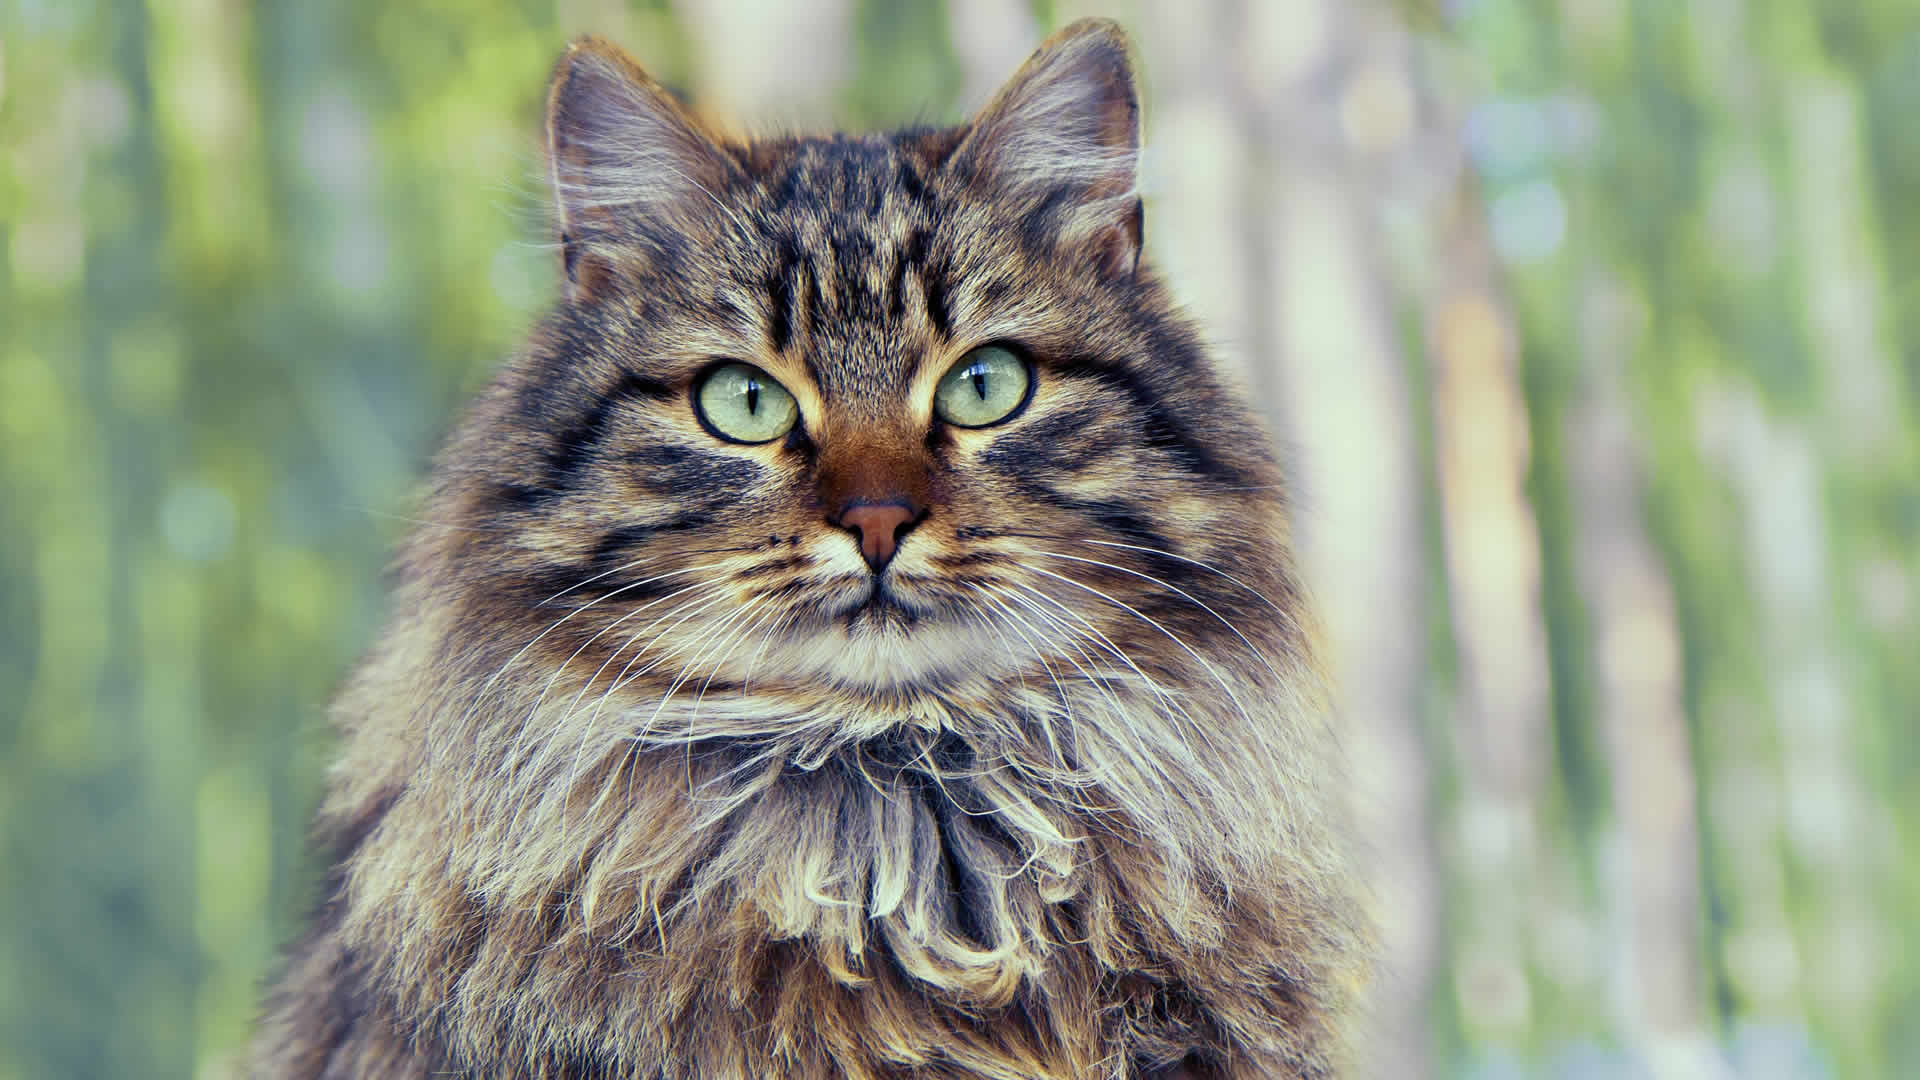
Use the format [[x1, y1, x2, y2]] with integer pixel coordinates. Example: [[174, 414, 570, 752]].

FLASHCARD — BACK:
[[762, 572, 1007, 688], [841, 577, 927, 628]]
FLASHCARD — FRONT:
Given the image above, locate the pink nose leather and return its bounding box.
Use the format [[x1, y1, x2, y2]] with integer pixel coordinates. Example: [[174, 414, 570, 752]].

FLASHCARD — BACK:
[[836, 502, 918, 571]]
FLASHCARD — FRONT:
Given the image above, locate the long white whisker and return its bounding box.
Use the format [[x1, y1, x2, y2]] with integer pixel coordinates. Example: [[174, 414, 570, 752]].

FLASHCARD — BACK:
[[608, 589, 756, 705], [693, 598, 779, 713], [739, 601, 801, 696], [555, 583, 758, 827], [965, 583, 1065, 763], [555, 581, 759, 814], [992, 583, 1176, 787], [1031, 549, 1291, 689], [1018, 565, 1254, 757], [518, 578, 729, 756], [1002, 577, 1233, 796], [1004, 580, 1194, 729], [563, 583, 739, 732], [483, 561, 730, 776], [1078, 537, 1301, 631], [513, 579, 735, 832], [535, 554, 652, 608], [979, 584, 1175, 824], [680, 597, 783, 789]]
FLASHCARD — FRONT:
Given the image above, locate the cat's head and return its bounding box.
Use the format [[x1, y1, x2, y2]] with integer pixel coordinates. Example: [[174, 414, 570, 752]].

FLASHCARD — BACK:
[[429, 20, 1303, 713]]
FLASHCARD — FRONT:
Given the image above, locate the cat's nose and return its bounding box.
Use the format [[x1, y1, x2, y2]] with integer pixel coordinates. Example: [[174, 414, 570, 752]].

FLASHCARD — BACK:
[[834, 500, 922, 571]]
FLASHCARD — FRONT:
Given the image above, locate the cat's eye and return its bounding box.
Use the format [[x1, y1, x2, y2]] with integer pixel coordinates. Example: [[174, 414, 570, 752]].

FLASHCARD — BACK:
[[933, 345, 1032, 428], [694, 363, 799, 444]]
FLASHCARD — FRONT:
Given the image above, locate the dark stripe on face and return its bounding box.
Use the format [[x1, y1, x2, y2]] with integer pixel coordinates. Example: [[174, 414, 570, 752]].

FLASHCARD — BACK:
[[1138, 316, 1205, 375], [630, 442, 760, 493], [929, 551, 1005, 573], [893, 156, 927, 201], [519, 560, 685, 608], [765, 268, 793, 352], [1055, 493, 1172, 553], [801, 256, 825, 338], [980, 404, 1116, 475], [588, 514, 715, 566], [830, 228, 879, 322], [767, 235, 812, 353], [495, 482, 553, 509], [889, 228, 928, 321], [512, 372, 678, 506], [922, 258, 951, 339], [736, 554, 808, 579], [1048, 357, 1245, 485], [887, 250, 909, 320], [995, 456, 1178, 555]]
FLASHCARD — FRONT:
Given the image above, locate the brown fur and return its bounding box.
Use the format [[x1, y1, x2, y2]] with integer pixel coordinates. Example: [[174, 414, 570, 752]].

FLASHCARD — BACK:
[[252, 20, 1367, 1079]]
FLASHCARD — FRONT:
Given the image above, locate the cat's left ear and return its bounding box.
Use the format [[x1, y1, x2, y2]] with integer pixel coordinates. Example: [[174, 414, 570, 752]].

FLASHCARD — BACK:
[[951, 18, 1143, 279]]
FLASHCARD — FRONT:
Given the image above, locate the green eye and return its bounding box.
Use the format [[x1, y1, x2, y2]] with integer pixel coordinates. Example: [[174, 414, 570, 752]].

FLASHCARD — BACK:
[[695, 363, 799, 444], [934, 345, 1032, 428]]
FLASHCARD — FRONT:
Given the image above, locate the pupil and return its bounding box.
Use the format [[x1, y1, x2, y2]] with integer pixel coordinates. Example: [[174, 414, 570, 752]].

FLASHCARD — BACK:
[[971, 366, 989, 400], [746, 379, 759, 414]]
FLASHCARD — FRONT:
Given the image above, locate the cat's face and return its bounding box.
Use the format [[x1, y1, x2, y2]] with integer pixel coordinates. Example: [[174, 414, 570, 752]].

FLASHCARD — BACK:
[[433, 28, 1293, 706]]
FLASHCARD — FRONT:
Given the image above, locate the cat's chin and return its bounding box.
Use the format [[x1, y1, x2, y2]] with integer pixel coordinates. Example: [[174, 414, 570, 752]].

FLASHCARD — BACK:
[[761, 611, 1012, 692]]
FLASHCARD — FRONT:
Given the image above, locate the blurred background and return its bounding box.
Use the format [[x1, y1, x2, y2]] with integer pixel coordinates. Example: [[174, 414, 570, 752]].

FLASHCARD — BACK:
[[2, 0, 1916, 1076]]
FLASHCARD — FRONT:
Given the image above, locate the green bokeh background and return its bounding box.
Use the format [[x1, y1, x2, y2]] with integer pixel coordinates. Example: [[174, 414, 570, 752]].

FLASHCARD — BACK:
[[2, 1, 1916, 1077]]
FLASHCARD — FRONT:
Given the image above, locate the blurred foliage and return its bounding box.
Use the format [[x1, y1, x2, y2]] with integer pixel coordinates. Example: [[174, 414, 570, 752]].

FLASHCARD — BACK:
[[0, 1, 1915, 1078]]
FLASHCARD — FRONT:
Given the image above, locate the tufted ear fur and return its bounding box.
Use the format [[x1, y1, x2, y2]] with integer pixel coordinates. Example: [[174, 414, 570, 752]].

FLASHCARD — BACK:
[[546, 37, 739, 299], [951, 18, 1144, 279]]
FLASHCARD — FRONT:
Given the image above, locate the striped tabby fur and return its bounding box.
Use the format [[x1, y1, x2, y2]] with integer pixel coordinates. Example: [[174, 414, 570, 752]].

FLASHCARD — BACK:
[[252, 19, 1367, 1079]]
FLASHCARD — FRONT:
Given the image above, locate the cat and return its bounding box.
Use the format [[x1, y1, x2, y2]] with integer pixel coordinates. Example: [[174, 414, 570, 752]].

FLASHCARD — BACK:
[[251, 18, 1367, 1079]]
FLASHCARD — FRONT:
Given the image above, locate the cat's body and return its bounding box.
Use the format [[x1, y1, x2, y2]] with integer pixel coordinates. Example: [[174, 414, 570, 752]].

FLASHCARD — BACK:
[[252, 21, 1366, 1079]]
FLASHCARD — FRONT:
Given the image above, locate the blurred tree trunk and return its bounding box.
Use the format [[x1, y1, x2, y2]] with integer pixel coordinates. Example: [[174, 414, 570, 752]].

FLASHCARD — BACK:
[[1568, 271, 1723, 1077], [1424, 167, 1562, 1058], [1774, 24, 1906, 1073]]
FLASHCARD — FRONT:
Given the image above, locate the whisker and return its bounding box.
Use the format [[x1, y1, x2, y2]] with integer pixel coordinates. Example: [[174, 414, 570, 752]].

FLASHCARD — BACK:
[[536, 555, 656, 608], [1003, 580, 1193, 728], [739, 600, 802, 696], [514, 579, 734, 832], [1076, 537, 1302, 631], [978, 585, 1193, 831], [473, 560, 730, 773], [554, 582, 737, 744], [1029, 548, 1292, 689], [1017, 566, 1252, 760], [694, 598, 781, 711], [570, 586, 745, 750], [680, 598, 783, 789], [536, 542, 760, 607], [971, 591, 1169, 832], [554, 583, 757, 828], [965, 583, 1066, 762], [1001, 578, 1235, 803], [609, 590, 756, 703], [521, 577, 729, 750]]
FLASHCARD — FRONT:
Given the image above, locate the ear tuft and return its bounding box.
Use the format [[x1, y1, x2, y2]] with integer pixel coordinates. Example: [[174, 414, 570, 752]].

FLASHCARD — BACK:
[[546, 37, 737, 298], [953, 19, 1143, 279]]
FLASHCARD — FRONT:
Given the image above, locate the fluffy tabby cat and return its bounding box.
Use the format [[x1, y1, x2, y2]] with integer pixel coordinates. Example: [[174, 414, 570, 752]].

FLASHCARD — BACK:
[[253, 19, 1366, 1079]]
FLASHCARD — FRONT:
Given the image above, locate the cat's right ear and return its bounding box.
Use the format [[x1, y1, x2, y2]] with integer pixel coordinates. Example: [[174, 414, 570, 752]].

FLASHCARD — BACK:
[[951, 19, 1143, 280], [546, 38, 737, 300]]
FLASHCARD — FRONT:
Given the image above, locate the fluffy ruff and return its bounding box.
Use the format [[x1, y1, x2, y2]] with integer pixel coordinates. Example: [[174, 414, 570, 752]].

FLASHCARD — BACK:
[[257, 594, 1363, 1078]]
